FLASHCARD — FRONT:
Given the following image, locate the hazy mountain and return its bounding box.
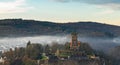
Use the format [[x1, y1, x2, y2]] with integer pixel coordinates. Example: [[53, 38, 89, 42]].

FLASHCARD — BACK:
[[0, 19, 120, 37]]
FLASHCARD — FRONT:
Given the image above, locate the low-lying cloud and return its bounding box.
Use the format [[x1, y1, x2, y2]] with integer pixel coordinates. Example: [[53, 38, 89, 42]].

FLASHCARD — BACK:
[[0, 35, 120, 53]]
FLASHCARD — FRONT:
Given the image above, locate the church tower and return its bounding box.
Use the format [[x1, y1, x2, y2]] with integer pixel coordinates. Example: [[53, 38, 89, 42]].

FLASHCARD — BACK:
[[70, 33, 80, 50]]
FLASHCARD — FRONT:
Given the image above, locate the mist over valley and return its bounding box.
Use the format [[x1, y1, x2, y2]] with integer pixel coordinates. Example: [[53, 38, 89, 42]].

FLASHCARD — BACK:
[[0, 19, 120, 53], [0, 35, 120, 53]]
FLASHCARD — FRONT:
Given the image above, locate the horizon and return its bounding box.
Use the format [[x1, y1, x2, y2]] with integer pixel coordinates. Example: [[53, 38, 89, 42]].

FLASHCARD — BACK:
[[0, 18, 120, 26], [0, 0, 120, 26]]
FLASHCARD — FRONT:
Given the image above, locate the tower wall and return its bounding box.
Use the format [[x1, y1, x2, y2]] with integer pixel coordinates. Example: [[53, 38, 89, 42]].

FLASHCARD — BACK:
[[70, 33, 80, 50]]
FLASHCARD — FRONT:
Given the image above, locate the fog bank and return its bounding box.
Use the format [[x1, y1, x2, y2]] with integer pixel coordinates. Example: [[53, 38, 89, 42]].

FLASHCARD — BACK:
[[0, 36, 120, 52]]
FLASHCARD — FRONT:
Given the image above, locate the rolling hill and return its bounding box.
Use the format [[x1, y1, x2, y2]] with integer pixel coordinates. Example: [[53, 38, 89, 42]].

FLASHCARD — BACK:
[[0, 19, 120, 37]]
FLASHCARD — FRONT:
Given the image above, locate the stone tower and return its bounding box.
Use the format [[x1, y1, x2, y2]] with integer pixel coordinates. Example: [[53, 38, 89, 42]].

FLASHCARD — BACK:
[[70, 33, 80, 50]]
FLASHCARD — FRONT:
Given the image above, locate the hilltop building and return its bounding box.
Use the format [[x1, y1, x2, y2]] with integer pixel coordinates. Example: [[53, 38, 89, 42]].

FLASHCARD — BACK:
[[54, 33, 82, 60], [70, 33, 80, 50]]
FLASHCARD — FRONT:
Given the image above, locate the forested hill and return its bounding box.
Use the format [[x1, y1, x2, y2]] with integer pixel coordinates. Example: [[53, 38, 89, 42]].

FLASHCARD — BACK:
[[0, 19, 120, 37]]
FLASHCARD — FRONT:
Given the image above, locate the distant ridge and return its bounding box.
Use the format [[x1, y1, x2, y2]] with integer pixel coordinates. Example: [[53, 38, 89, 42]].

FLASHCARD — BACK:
[[0, 19, 120, 37]]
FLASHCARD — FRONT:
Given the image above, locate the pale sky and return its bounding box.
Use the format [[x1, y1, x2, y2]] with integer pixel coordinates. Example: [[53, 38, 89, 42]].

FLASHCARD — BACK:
[[0, 0, 120, 26]]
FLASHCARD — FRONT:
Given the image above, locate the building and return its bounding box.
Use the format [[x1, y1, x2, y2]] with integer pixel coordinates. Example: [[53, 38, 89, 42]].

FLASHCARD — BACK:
[[70, 33, 80, 50], [0, 57, 5, 64], [37, 53, 49, 65]]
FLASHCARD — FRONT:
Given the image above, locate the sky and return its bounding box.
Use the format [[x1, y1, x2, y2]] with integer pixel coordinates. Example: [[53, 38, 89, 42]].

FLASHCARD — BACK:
[[0, 0, 120, 26]]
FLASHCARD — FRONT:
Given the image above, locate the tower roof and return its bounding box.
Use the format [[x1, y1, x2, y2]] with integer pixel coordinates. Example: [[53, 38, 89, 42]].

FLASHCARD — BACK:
[[71, 32, 77, 35]]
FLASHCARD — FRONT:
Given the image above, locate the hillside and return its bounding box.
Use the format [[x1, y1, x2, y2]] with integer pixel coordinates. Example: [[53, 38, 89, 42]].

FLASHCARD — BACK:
[[108, 46, 120, 65], [0, 19, 120, 37], [109, 46, 120, 59]]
